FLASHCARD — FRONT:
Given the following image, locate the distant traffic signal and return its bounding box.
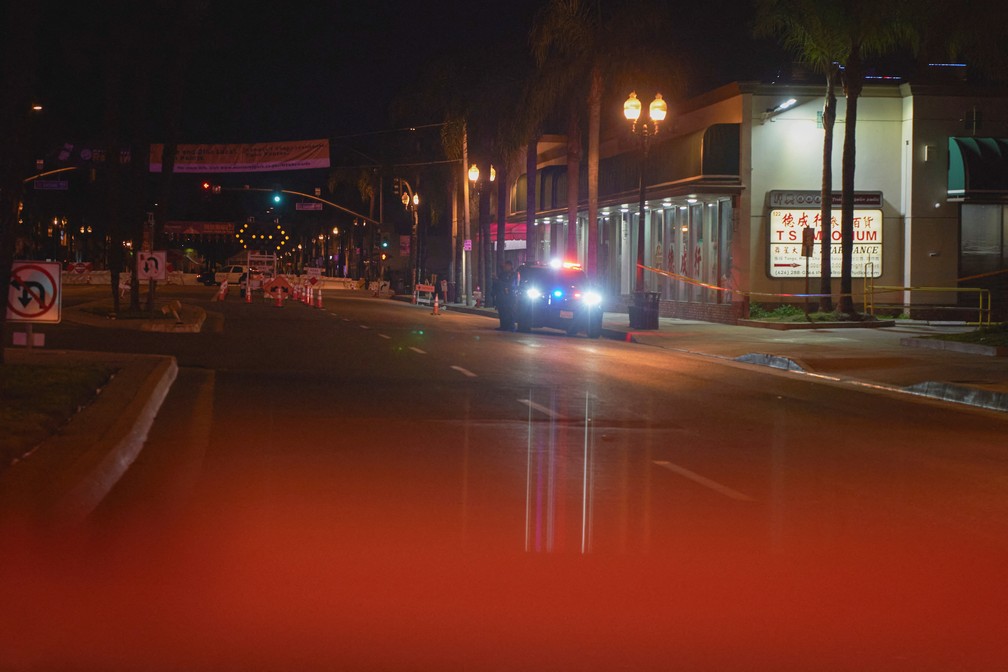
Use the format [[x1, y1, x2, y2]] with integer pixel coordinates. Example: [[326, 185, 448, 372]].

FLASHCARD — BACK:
[[392, 177, 401, 196], [381, 234, 390, 249]]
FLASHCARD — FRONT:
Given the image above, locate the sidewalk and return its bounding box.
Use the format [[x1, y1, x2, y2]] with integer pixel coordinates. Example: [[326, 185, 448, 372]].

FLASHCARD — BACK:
[[3, 294, 1006, 525], [434, 298, 1008, 412]]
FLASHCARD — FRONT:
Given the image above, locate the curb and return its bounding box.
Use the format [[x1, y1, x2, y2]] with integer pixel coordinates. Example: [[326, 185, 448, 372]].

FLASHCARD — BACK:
[[0, 352, 178, 525], [900, 336, 1007, 357], [738, 319, 897, 330], [903, 381, 1008, 412]]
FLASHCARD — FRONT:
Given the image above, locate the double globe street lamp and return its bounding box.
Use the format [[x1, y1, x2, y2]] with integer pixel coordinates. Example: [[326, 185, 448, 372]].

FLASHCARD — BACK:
[[623, 91, 667, 329]]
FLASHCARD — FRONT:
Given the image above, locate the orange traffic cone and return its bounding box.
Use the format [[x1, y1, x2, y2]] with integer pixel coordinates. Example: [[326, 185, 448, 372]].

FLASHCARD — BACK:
[[274, 288, 283, 307], [431, 293, 441, 315], [245, 282, 252, 303], [315, 287, 323, 309]]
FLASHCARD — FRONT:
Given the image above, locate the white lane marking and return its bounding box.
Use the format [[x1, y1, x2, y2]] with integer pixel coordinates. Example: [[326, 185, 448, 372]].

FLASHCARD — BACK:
[[653, 460, 756, 502], [359, 324, 370, 330], [451, 365, 477, 378], [409, 347, 426, 355], [342, 318, 350, 322], [518, 399, 567, 420], [378, 333, 391, 340]]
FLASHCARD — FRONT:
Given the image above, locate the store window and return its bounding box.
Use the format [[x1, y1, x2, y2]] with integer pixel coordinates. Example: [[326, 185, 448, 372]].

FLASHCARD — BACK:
[[961, 204, 1007, 277]]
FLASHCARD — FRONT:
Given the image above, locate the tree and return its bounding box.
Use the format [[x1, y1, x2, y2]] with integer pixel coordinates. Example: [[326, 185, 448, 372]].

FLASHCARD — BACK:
[[755, 0, 847, 312], [835, 0, 912, 314], [0, 4, 40, 363], [529, 0, 677, 279], [757, 0, 911, 314]]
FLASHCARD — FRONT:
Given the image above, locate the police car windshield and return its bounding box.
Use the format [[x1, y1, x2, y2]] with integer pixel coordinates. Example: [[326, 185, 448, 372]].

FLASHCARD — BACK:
[[519, 266, 587, 286]]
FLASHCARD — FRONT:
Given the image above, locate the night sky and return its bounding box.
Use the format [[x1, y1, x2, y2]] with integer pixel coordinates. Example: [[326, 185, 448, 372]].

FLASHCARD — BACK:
[[30, 1, 770, 148]]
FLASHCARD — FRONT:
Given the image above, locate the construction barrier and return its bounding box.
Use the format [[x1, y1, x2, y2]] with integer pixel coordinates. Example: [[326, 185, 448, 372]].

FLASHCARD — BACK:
[[415, 283, 436, 306]]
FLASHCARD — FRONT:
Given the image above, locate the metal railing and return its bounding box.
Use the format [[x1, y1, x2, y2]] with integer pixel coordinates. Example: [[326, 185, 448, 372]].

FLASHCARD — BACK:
[[864, 268, 992, 325]]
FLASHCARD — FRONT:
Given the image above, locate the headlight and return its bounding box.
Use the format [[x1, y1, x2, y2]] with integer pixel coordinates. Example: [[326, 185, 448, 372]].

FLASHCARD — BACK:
[[582, 290, 602, 307], [526, 287, 542, 300]]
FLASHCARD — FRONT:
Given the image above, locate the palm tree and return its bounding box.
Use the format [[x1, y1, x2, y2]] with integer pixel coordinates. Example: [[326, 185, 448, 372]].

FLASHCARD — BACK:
[[757, 0, 911, 314], [755, 0, 847, 312], [835, 0, 913, 313], [529, 0, 677, 278]]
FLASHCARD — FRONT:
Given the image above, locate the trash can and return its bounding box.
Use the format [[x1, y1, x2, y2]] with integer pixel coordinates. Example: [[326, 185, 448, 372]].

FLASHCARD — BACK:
[[629, 291, 660, 330]]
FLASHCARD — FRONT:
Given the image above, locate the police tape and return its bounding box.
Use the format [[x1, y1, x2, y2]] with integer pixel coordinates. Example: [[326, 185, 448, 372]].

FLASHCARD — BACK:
[[638, 264, 855, 300]]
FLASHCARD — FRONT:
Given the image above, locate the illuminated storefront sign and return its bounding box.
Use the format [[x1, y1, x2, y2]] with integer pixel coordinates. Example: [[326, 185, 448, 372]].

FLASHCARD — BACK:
[[768, 208, 883, 278]]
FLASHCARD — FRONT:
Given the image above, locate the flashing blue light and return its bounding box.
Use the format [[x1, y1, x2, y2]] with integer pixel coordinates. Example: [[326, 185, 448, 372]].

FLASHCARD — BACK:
[[552, 289, 563, 299]]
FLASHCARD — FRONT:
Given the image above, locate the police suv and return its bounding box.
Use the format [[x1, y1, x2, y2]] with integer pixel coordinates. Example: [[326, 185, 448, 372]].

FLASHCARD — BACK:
[[513, 261, 604, 338]]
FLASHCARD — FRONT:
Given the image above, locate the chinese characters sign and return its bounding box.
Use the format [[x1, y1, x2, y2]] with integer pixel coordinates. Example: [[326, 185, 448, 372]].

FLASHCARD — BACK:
[[768, 209, 883, 278]]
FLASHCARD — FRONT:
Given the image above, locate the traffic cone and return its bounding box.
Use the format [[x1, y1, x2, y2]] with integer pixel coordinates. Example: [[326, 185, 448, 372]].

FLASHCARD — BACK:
[[315, 287, 323, 309], [274, 288, 283, 307], [431, 293, 441, 315], [245, 282, 252, 304], [412, 287, 418, 304]]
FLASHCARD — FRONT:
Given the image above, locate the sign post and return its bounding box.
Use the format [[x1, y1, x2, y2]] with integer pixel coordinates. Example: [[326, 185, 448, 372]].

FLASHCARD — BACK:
[[801, 227, 814, 316]]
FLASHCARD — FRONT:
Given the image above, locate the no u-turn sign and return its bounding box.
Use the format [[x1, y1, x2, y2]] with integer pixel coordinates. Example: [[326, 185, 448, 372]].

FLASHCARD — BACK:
[[7, 261, 62, 324]]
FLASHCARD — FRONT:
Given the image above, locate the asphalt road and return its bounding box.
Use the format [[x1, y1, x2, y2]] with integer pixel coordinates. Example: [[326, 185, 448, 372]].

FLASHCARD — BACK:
[[6, 286, 1008, 670]]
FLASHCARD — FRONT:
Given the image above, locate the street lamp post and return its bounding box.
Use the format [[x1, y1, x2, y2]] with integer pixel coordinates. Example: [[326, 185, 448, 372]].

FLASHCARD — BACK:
[[397, 178, 420, 287], [623, 91, 667, 329], [468, 162, 494, 305]]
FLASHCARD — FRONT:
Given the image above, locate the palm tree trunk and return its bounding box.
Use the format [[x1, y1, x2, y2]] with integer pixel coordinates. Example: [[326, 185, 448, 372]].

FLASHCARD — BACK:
[[818, 65, 838, 312], [495, 163, 508, 276], [478, 157, 492, 304], [586, 65, 602, 279], [525, 136, 538, 262], [839, 53, 863, 314], [565, 102, 581, 260]]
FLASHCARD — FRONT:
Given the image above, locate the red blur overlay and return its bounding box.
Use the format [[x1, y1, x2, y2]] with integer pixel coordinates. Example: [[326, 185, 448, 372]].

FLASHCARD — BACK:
[[2, 509, 1006, 671]]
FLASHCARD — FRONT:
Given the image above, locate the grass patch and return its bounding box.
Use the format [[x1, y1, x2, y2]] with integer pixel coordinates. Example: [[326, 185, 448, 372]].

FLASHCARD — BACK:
[[80, 303, 172, 320], [748, 304, 879, 323], [928, 323, 1008, 347], [0, 363, 115, 469]]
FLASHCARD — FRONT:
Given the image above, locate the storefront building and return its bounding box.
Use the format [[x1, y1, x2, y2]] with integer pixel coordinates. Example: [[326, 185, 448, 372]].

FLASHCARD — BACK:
[[507, 78, 1008, 323]]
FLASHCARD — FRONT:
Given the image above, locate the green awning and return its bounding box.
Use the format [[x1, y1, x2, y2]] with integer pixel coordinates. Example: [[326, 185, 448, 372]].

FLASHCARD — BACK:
[[948, 137, 1008, 200]]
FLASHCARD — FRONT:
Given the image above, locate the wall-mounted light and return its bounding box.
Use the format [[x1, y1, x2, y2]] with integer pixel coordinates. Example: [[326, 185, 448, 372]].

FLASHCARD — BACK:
[[761, 97, 797, 124]]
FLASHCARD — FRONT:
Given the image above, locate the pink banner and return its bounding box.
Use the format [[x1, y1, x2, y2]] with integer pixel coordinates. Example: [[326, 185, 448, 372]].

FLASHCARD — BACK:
[[150, 139, 330, 173]]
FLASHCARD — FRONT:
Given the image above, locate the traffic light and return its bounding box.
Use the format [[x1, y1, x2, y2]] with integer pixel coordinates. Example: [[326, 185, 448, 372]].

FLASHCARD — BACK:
[[272, 184, 282, 203], [381, 233, 390, 249], [392, 177, 401, 196], [201, 181, 221, 194]]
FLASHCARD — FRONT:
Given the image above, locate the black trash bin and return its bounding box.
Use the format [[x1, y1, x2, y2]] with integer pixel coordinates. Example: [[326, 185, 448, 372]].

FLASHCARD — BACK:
[[628, 291, 660, 330]]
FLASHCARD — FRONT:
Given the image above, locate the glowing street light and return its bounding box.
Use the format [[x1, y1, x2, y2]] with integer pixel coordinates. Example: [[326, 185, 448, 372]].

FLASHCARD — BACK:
[[624, 91, 668, 329]]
